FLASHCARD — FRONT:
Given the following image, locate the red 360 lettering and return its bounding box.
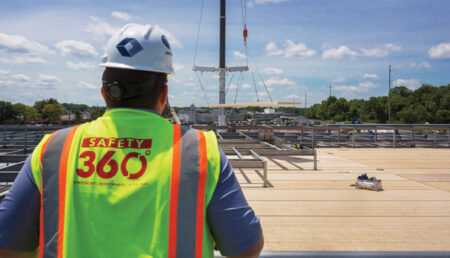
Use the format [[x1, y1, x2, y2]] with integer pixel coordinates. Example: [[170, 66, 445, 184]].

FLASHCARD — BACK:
[[76, 150, 147, 179]]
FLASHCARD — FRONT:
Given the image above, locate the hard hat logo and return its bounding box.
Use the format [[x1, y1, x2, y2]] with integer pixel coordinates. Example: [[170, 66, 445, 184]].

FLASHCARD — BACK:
[[161, 35, 171, 50], [116, 38, 143, 57]]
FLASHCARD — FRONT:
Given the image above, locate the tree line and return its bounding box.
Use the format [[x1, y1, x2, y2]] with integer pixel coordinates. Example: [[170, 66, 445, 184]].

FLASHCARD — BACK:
[[1, 83, 449, 125], [0, 98, 106, 125], [306, 84, 450, 124]]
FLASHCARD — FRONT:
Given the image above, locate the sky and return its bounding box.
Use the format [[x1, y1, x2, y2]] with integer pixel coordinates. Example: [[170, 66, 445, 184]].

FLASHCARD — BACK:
[[0, 0, 449, 107]]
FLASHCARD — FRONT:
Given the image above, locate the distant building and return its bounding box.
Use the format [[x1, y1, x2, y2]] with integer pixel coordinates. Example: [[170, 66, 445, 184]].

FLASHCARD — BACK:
[[189, 104, 197, 124], [264, 108, 275, 114]]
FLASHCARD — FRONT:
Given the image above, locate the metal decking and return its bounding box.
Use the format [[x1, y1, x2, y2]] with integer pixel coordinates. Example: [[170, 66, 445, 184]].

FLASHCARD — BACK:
[[1, 125, 450, 256]]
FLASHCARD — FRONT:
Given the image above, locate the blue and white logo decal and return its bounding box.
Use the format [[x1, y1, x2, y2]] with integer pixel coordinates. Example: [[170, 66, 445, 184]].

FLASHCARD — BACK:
[[116, 38, 143, 57], [161, 35, 171, 50]]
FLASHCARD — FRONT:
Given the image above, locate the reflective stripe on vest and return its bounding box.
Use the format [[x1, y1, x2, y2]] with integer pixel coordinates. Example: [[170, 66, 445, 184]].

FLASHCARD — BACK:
[[40, 126, 79, 258], [169, 125, 208, 258]]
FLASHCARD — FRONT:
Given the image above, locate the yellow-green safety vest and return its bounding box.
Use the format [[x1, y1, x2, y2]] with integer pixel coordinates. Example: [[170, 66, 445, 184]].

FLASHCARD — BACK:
[[30, 108, 221, 258]]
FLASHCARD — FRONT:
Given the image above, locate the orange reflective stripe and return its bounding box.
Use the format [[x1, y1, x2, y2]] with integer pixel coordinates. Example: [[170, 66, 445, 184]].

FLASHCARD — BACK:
[[195, 130, 208, 258], [168, 124, 181, 258], [57, 126, 79, 258], [40, 131, 57, 164]]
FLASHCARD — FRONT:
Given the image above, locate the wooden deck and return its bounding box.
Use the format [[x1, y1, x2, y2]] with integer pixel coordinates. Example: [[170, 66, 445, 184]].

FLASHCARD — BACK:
[[238, 148, 450, 251]]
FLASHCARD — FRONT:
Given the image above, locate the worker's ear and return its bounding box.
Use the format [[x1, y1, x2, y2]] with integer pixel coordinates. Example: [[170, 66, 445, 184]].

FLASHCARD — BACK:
[[101, 86, 105, 101], [160, 84, 168, 107]]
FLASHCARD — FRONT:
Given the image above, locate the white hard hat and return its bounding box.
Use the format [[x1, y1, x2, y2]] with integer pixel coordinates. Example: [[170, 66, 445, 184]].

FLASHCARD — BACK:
[[100, 23, 174, 74]]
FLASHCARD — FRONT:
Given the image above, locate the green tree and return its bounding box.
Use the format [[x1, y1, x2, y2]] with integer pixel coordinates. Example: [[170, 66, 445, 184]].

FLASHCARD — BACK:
[[0, 101, 17, 124], [34, 98, 59, 114], [42, 103, 65, 124], [13, 103, 28, 124], [90, 106, 107, 120]]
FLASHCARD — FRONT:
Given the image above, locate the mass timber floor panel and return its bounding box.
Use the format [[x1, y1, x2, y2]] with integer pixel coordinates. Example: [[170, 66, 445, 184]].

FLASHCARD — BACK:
[[240, 148, 450, 251]]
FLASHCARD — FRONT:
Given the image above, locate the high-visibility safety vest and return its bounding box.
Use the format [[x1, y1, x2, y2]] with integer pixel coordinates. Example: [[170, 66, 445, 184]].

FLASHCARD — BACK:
[[30, 108, 221, 258]]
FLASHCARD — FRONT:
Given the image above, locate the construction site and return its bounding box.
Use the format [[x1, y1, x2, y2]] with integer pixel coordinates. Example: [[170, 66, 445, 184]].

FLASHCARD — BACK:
[[1, 124, 450, 257]]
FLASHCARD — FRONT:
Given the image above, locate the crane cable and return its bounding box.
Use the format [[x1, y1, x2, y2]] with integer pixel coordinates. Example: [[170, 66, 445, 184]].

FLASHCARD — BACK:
[[193, 0, 205, 66], [248, 52, 274, 102], [195, 71, 210, 105], [192, 0, 211, 106]]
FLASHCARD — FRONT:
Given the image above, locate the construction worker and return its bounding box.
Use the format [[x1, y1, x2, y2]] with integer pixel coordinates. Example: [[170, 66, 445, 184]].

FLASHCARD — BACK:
[[0, 24, 263, 257]]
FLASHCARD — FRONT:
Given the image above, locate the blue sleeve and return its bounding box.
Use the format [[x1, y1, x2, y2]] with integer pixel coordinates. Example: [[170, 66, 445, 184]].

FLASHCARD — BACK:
[[207, 149, 262, 256], [0, 156, 40, 251]]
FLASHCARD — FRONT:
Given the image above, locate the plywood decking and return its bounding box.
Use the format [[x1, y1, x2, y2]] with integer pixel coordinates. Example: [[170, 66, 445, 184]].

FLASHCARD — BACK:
[[239, 148, 450, 251]]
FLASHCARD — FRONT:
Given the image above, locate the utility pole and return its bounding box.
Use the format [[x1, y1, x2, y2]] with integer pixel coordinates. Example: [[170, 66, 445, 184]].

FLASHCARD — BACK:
[[193, 0, 248, 127], [304, 91, 307, 108], [388, 65, 395, 124], [329, 83, 332, 98]]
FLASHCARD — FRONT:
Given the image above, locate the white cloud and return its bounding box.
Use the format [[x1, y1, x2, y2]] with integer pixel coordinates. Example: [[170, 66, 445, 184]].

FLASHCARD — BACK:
[[66, 61, 96, 70], [242, 83, 251, 89], [360, 44, 402, 58], [111, 11, 135, 21], [359, 81, 376, 88], [410, 61, 431, 68], [79, 81, 98, 90], [284, 40, 316, 58], [363, 73, 379, 80], [285, 94, 301, 99], [84, 16, 119, 42], [184, 82, 196, 87], [261, 78, 295, 87], [0, 69, 10, 75], [37, 74, 61, 88], [0, 32, 54, 55], [0, 56, 46, 64], [331, 77, 346, 83], [10, 73, 31, 82], [322, 45, 359, 59], [394, 79, 421, 90], [233, 50, 246, 59], [266, 40, 315, 58], [249, 0, 286, 6], [428, 42, 450, 59], [265, 42, 283, 56], [173, 63, 185, 72], [261, 67, 283, 75], [334, 81, 377, 94], [55, 40, 98, 57], [169, 77, 180, 83]]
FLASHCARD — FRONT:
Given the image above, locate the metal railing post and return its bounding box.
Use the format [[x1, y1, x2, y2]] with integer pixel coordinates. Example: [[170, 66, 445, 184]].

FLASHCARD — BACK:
[[313, 149, 317, 170], [412, 127, 415, 147], [393, 127, 396, 148], [352, 127, 355, 149], [338, 127, 340, 146], [301, 127, 304, 145], [24, 125, 27, 154], [448, 127, 450, 147], [434, 128, 437, 148], [263, 160, 268, 187], [312, 127, 315, 149], [374, 127, 377, 147]]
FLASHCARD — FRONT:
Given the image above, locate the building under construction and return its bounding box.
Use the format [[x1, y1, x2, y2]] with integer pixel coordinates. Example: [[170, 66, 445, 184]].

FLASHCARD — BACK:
[[1, 124, 450, 257]]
